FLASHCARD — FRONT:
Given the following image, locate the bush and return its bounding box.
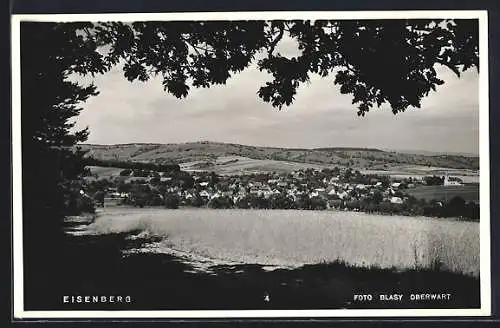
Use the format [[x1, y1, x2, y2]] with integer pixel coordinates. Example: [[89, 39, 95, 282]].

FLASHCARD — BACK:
[[208, 196, 233, 209], [93, 191, 105, 207], [131, 193, 147, 208], [269, 194, 295, 209], [119, 169, 132, 176], [164, 193, 180, 209], [77, 196, 96, 213], [310, 197, 327, 210], [424, 175, 444, 186]]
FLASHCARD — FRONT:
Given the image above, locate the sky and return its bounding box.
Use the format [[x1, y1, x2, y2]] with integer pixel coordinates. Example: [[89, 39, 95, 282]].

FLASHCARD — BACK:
[[71, 37, 480, 155]]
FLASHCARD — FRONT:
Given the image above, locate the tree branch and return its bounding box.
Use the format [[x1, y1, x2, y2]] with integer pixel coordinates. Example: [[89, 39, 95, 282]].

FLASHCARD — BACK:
[[180, 36, 216, 55], [267, 25, 285, 56]]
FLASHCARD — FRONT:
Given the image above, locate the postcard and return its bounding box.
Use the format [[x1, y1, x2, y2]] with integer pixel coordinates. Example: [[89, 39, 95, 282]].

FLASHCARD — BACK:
[[11, 10, 490, 319]]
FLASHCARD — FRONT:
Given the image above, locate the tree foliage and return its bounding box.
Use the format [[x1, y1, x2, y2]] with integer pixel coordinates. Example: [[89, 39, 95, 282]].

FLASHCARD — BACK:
[[21, 22, 106, 241], [83, 19, 479, 115]]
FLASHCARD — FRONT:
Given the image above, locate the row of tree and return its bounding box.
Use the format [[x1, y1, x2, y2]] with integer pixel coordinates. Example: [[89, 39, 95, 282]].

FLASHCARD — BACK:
[[83, 157, 180, 173], [113, 185, 479, 221]]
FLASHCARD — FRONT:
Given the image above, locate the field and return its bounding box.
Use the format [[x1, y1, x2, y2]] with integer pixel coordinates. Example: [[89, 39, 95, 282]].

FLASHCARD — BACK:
[[76, 207, 479, 277], [179, 155, 326, 175], [406, 184, 480, 202], [25, 207, 480, 310], [361, 166, 479, 184], [87, 165, 124, 177]]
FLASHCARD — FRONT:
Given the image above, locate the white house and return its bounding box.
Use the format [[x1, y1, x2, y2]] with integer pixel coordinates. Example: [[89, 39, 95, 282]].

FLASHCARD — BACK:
[[390, 196, 403, 204], [337, 191, 348, 200], [444, 176, 463, 186], [329, 176, 340, 184], [309, 191, 320, 198], [199, 190, 210, 199], [210, 192, 222, 200]]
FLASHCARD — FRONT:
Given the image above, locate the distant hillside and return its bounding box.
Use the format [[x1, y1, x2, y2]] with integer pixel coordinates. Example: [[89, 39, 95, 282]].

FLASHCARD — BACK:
[[383, 148, 479, 158], [76, 141, 479, 171]]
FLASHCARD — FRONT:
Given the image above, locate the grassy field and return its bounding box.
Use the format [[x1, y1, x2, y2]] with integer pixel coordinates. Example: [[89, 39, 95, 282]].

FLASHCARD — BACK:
[[406, 184, 480, 202], [25, 231, 480, 311], [180, 156, 327, 175], [79, 207, 479, 277], [23, 208, 480, 310], [87, 165, 124, 177]]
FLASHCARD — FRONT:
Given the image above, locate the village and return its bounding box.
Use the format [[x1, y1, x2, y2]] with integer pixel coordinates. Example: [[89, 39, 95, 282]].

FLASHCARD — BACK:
[[81, 165, 477, 220]]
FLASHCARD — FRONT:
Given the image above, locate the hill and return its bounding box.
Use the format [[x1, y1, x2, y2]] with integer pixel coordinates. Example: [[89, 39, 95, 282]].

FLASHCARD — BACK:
[[76, 141, 479, 172]]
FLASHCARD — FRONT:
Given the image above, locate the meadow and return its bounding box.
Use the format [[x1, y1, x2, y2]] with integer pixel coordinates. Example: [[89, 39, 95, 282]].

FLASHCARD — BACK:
[[23, 207, 480, 310], [406, 184, 480, 202], [80, 207, 479, 277]]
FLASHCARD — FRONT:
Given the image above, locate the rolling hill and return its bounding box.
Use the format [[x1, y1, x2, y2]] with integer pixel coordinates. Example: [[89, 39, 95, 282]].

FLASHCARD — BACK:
[[77, 141, 479, 172]]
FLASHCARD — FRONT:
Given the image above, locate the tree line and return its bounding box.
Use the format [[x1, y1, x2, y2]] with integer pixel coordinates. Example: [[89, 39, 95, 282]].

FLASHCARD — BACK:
[[83, 157, 180, 173], [90, 178, 478, 221]]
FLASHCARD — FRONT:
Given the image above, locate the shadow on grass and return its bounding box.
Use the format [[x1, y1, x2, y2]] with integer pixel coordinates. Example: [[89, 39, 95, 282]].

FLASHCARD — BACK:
[[24, 231, 480, 311]]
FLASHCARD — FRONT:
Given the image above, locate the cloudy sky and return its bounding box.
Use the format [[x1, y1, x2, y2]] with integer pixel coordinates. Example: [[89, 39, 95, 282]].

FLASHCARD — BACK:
[[72, 37, 479, 155]]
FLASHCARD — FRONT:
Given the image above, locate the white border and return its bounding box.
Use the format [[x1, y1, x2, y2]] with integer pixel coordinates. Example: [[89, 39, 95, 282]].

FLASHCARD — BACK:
[[11, 10, 491, 319]]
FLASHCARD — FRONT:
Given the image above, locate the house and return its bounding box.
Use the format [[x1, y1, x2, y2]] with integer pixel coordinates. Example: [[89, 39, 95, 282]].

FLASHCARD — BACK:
[[328, 199, 342, 209], [199, 190, 210, 199], [314, 188, 326, 197], [444, 176, 463, 186], [262, 190, 273, 198], [390, 196, 403, 204], [329, 176, 340, 184], [199, 181, 209, 187], [309, 191, 320, 198], [337, 191, 348, 200], [210, 192, 222, 200], [391, 182, 401, 189]]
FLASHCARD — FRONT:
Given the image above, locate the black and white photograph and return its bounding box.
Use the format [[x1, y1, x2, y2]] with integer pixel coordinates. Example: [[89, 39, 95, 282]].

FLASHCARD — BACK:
[[11, 11, 490, 318]]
